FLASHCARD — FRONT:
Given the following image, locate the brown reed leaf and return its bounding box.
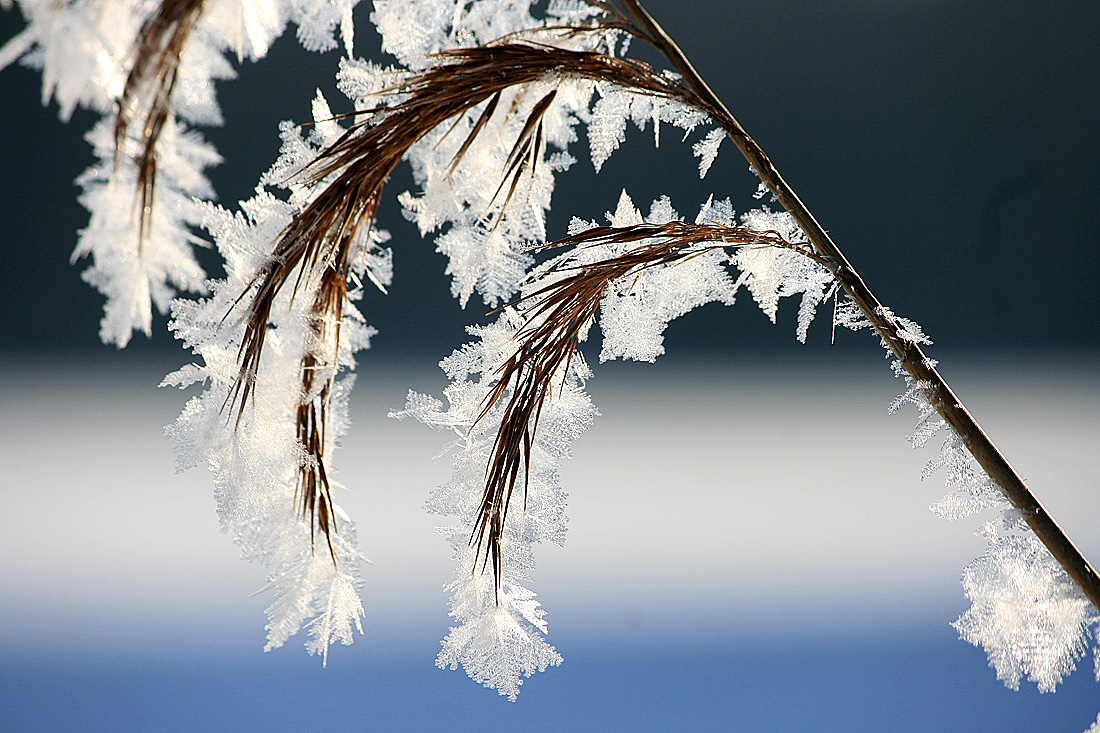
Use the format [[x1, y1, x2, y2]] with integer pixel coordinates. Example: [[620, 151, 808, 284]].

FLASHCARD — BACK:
[[294, 265, 347, 562], [114, 0, 205, 249], [487, 88, 556, 217], [473, 222, 811, 593]]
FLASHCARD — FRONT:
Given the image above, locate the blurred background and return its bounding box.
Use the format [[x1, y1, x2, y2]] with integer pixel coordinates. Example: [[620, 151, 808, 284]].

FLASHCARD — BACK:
[[1, 0, 1097, 730]]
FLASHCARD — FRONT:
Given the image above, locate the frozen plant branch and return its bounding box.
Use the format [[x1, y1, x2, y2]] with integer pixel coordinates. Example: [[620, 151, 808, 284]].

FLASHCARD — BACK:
[[226, 38, 700, 554], [608, 0, 1100, 614], [113, 0, 206, 247], [219, 0, 1100, 683]]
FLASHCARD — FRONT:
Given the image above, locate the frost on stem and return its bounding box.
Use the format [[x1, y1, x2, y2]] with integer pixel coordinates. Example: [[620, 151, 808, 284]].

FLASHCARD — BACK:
[[74, 113, 217, 346], [877, 339, 1100, 692], [955, 515, 1098, 692], [13, 0, 1095, 706], [159, 3, 718, 672], [548, 190, 832, 363], [3, 0, 360, 346], [396, 188, 832, 695]]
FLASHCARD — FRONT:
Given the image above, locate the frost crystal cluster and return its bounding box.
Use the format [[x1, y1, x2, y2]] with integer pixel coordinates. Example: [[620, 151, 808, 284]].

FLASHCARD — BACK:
[[163, 90, 387, 659], [829, 293, 1100, 695], [2, 0, 358, 346], [884, 347, 1099, 693], [394, 310, 595, 699]]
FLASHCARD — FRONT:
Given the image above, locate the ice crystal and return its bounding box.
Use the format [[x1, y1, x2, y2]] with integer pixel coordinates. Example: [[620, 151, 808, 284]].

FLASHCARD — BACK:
[[371, 0, 566, 68], [73, 115, 217, 347], [587, 81, 706, 172], [554, 191, 739, 363], [888, 346, 1098, 693], [831, 293, 870, 334], [734, 207, 832, 341], [5, 0, 363, 346], [692, 127, 723, 178], [954, 516, 1098, 693], [0, 0, 137, 120]]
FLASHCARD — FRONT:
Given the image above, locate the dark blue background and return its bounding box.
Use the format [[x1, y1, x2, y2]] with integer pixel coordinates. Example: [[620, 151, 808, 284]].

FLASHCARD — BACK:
[[1, 0, 1097, 357]]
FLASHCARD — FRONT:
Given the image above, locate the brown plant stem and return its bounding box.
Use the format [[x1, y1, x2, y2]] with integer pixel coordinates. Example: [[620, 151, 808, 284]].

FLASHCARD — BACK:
[[615, 0, 1100, 611]]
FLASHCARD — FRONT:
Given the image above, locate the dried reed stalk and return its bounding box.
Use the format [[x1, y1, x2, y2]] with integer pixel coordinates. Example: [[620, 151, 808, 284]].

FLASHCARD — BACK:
[[114, 0, 205, 248], [602, 0, 1100, 610], [474, 222, 807, 590]]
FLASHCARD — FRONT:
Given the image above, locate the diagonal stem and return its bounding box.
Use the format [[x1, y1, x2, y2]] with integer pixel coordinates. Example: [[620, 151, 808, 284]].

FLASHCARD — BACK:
[[617, 0, 1100, 612]]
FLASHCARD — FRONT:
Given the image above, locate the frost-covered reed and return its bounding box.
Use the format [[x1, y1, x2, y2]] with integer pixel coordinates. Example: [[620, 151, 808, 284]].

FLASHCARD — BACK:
[[2, 0, 1096, 709]]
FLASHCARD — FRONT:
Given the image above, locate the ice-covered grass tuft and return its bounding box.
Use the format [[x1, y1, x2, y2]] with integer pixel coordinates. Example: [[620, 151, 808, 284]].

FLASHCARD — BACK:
[[394, 309, 594, 698], [5, 0, 364, 347], [162, 93, 387, 659]]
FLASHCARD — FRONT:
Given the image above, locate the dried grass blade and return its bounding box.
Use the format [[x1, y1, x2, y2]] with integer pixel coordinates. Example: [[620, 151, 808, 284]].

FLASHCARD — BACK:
[[472, 222, 800, 593], [446, 91, 501, 177]]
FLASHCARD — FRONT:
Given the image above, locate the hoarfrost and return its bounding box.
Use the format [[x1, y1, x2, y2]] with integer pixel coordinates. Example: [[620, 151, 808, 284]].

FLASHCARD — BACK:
[[394, 309, 596, 698], [888, 350, 1098, 694], [11, 0, 1095, 705], [585, 192, 738, 362], [73, 116, 217, 347], [7, 0, 365, 346], [162, 97, 387, 659], [692, 127, 723, 178], [0, 0, 137, 120], [393, 73, 591, 307], [734, 207, 832, 341], [954, 516, 1098, 693], [587, 82, 707, 172]]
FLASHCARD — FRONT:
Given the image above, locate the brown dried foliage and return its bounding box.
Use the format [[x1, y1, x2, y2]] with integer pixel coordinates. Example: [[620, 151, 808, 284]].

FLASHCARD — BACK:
[[474, 222, 808, 591], [226, 41, 696, 559], [114, 0, 205, 248]]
